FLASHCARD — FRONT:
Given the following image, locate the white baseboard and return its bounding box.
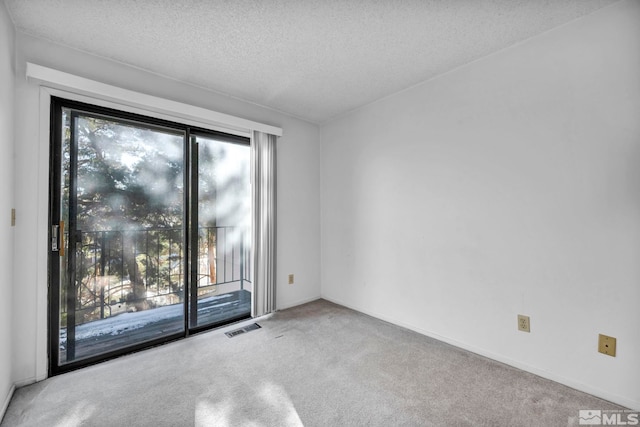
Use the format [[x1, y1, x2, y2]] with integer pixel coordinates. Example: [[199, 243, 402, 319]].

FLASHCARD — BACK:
[[277, 295, 321, 311], [13, 376, 37, 389], [1, 384, 15, 423], [320, 295, 640, 411]]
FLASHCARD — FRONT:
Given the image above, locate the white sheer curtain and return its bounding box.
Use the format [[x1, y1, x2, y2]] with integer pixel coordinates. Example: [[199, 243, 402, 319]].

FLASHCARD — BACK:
[[251, 131, 277, 317]]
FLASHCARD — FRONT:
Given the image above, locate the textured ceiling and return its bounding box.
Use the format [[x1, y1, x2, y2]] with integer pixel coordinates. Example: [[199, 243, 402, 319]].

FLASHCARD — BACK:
[[4, 0, 619, 123]]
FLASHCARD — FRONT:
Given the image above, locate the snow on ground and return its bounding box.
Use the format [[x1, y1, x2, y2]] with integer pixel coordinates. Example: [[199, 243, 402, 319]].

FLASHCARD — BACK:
[[60, 293, 235, 345]]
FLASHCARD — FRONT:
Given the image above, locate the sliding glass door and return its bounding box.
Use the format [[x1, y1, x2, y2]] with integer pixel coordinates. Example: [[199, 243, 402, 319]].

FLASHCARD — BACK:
[[50, 98, 251, 373], [189, 134, 251, 330]]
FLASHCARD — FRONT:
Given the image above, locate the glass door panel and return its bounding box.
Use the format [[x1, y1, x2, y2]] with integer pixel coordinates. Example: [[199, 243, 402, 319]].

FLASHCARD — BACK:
[[55, 105, 186, 366], [190, 135, 251, 329], [50, 98, 253, 374]]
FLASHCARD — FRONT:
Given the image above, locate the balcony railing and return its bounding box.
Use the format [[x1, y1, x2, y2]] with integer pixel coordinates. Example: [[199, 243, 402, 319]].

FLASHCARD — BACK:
[[62, 226, 251, 325]]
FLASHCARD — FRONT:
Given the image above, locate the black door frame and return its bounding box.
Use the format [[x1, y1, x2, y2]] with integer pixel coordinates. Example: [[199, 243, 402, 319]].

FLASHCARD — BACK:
[[48, 97, 250, 376]]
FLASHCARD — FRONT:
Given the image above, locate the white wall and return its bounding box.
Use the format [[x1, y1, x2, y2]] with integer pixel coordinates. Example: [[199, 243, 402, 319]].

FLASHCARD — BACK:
[[0, 1, 15, 417], [321, 0, 640, 410], [12, 33, 321, 385]]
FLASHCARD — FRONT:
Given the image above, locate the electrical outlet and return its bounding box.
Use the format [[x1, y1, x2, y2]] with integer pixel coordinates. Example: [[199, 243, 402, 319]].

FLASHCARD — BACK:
[[517, 315, 530, 333], [598, 334, 616, 357], [288, 274, 294, 285]]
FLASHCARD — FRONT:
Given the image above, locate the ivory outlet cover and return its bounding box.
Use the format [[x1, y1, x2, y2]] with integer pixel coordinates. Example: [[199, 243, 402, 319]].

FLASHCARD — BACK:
[[517, 315, 530, 333]]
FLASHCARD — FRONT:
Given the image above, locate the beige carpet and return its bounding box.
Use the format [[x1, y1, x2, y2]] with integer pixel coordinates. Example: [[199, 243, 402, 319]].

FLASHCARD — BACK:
[[1, 299, 624, 426]]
